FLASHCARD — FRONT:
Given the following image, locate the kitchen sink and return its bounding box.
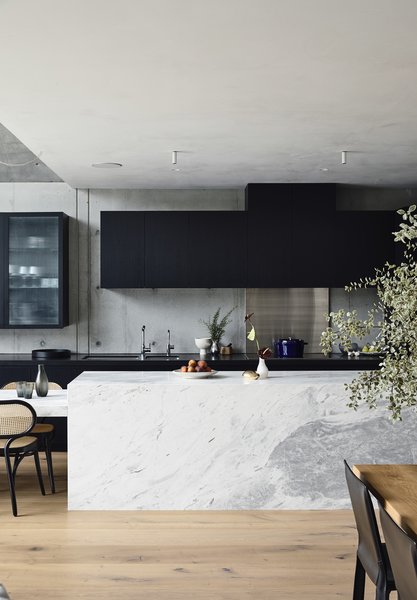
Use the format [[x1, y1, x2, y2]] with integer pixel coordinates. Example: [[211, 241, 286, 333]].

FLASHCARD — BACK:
[[144, 354, 180, 360], [82, 354, 180, 360]]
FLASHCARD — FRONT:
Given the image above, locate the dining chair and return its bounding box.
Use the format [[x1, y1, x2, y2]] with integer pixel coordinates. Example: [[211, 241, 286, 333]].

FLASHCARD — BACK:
[[0, 400, 45, 516], [1, 382, 61, 493], [344, 460, 396, 600], [379, 503, 417, 600]]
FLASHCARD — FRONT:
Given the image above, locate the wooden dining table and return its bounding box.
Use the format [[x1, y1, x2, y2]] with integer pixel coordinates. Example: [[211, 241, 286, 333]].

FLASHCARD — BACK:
[[353, 464, 417, 541]]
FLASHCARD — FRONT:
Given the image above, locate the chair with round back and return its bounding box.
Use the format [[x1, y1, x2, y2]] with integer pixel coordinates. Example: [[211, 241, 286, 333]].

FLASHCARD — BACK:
[[0, 399, 45, 516], [344, 460, 396, 599], [0, 382, 61, 493], [379, 503, 417, 600]]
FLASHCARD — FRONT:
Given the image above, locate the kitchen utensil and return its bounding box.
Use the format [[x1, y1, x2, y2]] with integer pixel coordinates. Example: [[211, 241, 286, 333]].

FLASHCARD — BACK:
[[220, 343, 233, 355], [275, 338, 308, 358], [31, 349, 71, 360]]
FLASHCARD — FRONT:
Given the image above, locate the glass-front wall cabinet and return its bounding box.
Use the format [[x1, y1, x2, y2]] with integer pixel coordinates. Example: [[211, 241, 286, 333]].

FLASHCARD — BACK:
[[1, 213, 68, 328]]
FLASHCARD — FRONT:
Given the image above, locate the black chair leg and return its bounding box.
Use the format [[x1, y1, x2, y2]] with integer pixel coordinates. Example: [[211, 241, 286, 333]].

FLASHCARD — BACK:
[[375, 581, 390, 600], [353, 555, 366, 600], [43, 434, 55, 493], [4, 449, 18, 517], [33, 451, 45, 496]]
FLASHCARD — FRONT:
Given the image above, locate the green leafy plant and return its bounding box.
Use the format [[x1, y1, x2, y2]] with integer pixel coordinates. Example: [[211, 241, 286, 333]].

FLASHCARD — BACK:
[[321, 204, 417, 420], [201, 306, 235, 343], [245, 312, 272, 359]]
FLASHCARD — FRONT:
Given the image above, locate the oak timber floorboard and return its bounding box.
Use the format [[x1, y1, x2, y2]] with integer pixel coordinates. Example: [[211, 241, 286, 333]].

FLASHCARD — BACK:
[[0, 454, 396, 600]]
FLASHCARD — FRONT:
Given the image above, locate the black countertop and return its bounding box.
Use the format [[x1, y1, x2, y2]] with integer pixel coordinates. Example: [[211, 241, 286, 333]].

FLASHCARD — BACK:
[[0, 352, 382, 371]]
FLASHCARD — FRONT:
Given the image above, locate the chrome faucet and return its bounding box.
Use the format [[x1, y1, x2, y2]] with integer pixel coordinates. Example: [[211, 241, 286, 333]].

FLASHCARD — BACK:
[[166, 329, 175, 357], [139, 325, 151, 360]]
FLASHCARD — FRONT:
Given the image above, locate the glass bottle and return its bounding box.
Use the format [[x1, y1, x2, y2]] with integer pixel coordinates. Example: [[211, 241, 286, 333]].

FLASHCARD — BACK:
[[35, 364, 49, 397]]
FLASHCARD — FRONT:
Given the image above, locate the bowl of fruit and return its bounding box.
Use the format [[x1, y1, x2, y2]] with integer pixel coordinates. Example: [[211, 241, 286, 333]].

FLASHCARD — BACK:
[[173, 359, 217, 378], [359, 344, 383, 356]]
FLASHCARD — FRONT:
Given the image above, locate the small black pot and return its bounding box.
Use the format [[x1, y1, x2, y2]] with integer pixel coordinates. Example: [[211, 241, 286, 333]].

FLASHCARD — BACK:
[[275, 338, 308, 358]]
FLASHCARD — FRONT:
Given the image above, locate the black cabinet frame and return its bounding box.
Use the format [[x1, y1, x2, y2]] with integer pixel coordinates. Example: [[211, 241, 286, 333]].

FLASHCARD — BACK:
[[0, 212, 69, 329]]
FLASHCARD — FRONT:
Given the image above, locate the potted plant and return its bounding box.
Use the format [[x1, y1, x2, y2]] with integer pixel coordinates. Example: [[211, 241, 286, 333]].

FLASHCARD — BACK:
[[321, 204, 417, 420], [201, 306, 235, 354]]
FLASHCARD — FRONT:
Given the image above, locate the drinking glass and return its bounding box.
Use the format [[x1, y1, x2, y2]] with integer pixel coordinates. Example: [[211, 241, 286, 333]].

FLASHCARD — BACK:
[[16, 381, 25, 397], [23, 382, 34, 399]]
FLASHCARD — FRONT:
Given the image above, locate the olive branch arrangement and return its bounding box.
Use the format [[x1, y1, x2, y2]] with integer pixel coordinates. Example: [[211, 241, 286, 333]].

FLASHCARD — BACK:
[[201, 306, 235, 343], [321, 204, 417, 420]]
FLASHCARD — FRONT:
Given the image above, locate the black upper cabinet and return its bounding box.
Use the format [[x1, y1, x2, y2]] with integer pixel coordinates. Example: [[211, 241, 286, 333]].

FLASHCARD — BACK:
[[101, 210, 247, 288], [101, 212, 145, 288], [100, 187, 397, 289], [188, 212, 247, 287], [246, 184, 396, 287], [145, 212, 189, 287], [290, 184, 337, 286], [0, 212, 69, 329], [246, 183, 338, 287], [332, 210, 396, 287], [246, 184, 292, 287]]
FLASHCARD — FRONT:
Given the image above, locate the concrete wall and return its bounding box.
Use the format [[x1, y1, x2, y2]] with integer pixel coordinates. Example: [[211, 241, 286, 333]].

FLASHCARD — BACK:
[[0, 184, 246, 354], [87, 189, 246, 354], [0, 183, 413, 355]]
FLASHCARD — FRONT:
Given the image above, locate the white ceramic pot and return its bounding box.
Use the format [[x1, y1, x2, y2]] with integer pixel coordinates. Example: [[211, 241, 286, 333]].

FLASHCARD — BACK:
[[195, 337, 211, 356], [256, 357, 269, 379]]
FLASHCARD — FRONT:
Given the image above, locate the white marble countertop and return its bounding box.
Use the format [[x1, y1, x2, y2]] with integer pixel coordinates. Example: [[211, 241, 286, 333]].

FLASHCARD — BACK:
[[67, 367, 411, 511], [69, 369, 359, 387]]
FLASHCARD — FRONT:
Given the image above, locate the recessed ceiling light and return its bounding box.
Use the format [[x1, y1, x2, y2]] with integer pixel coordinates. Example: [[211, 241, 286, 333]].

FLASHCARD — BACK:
[[320, 168, 329, 172], [91, 162, 123, 169], [171, 168, 181, 172]]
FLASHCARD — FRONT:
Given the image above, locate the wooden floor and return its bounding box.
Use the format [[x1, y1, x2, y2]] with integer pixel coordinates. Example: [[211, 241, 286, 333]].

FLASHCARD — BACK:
[[0, 454, 396, 600]]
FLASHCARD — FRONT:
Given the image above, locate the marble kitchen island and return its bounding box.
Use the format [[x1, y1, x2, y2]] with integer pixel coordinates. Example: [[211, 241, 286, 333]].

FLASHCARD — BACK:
[[67, 370, 414, 510]]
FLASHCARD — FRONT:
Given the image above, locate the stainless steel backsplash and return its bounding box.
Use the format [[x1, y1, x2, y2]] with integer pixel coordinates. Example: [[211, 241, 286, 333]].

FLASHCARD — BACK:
[[246, 288, 329, 354]]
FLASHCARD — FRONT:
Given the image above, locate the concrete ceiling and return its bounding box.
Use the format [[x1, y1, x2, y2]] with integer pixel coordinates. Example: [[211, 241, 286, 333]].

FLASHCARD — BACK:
[[1, 0, 417, 189], [0, 124, 61, 182]]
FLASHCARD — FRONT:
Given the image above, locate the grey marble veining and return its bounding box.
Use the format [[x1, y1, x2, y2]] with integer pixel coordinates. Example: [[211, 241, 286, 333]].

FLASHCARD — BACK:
[[67, 370, 416, 510]]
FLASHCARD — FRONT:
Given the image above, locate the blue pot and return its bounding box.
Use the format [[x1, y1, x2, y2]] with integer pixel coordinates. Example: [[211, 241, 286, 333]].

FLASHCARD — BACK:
[[275, 338, 307, 358]]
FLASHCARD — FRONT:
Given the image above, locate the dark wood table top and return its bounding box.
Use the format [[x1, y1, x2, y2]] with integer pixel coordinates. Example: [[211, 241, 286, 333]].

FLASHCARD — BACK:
[[353, 464, 417, 541]]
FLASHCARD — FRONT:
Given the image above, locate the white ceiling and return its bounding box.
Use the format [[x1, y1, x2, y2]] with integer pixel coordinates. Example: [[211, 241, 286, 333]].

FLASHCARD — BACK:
[[1, 0, 417, 189]]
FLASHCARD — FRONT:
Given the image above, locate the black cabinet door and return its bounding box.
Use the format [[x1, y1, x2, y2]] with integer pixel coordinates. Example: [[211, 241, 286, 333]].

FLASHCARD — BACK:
[[188, 212, 247, 287], [246, 184, 292, 287], [332, 210, 396, 287], [101, 212, 145, 288], [145, 212, 189, 287], [290, 184, 337, 287]]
